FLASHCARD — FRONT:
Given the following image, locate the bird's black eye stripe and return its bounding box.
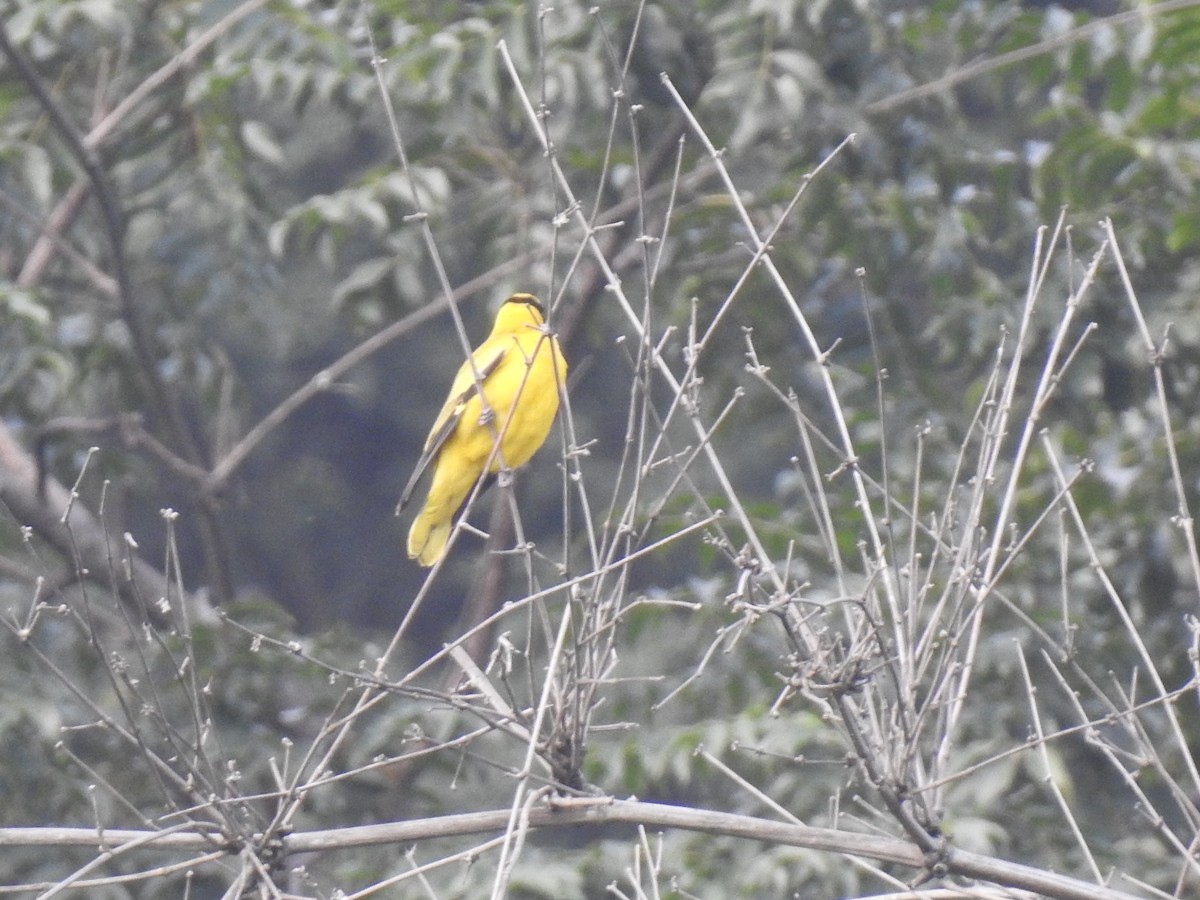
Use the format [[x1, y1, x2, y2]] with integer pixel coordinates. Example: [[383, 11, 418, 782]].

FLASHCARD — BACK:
[[507, 293, 546, 317]]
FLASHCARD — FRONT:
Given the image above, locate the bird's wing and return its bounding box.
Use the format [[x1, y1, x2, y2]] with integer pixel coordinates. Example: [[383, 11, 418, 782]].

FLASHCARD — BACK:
[[396, 339, 509, 513]]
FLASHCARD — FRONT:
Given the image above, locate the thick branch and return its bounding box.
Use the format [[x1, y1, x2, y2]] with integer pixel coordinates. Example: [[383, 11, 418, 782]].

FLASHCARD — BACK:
[[0, 800, 1145, 900]]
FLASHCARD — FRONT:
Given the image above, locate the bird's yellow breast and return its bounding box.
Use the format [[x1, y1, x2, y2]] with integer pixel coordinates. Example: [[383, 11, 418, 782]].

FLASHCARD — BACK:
[[451, 325, 565, 473]]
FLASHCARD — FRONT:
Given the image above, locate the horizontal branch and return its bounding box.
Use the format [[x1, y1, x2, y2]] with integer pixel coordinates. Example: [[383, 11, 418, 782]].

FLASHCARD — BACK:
[[0, 800, 1144, 900]]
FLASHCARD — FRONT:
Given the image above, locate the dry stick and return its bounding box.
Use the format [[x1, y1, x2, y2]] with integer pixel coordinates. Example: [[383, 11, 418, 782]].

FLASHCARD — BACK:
[[890, 464, 1100, 761], [138, 511, 249, 829], [1040, 652, 1200, 882], [729, 243, 1108, 817], [553, 158, 702, 737], [481, 39, 765, 892], [1040, 435, 1200, 843], [500, 41, 920, 882], [598, 329, 656, 561], [1038, 327, 1200, 816], [343, 835, 512, 900], [0, 850, 228, 897], [658, 70, 896, 659], [58, 517, 239, 836], [447, 645, 534, 745], [544, 59, 690, 548], [859, 260, 905, 660], [903, 422, 928, 639], [90, 501, 218, 797], [697, 744, 910, 892], [566, 144, 691, 698], [499, 40, 790, 612], [464, 20, 691, 668], [1014, 641, 1105, 883], [654, 68, 947, 848], [502, 52, 775, 896], [466, 88, 697, 674], [457, 498, 517, 666], [933, 216, 1081, 796], [232, 511, 717, 718], [909, 335, 1009, 693], [0, 801, 1146, 900], [632, 137, 851, 523], [1103, 668, 1196, 820], [743, 361, 850, 592], [984, 221, 1090, 583], [1104, 217, 1200, 608], [54, 740, 160, 827], [626, 826, 662, 900], [662, 66, 1155, 882], [911, 679, 1197, 800], [398, 846, 449, 900], [362, 8, 502, 417], [759, 312, 1002, 664], [177, 720, 507, 813], [487, 359, 627, 894], [0, 624, 228, 818], [550, 129, 701, 344], [83, 485, 227, 804]]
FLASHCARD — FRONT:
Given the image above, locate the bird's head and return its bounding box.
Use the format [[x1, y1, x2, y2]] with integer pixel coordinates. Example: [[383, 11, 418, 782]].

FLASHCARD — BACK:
[[491, 293, 547, 335]]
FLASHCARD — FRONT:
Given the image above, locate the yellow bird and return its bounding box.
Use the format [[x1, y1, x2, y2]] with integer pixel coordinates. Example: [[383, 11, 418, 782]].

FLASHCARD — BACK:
[[398, 293, 567, 566]]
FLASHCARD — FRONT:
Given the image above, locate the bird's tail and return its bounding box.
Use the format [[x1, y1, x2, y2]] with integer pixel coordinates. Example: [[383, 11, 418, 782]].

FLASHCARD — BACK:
[[407, 508, 452, 567]]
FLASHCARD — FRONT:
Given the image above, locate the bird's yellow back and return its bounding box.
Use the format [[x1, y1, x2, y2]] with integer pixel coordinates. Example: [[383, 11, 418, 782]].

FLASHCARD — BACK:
[[403, 294, 566, 566]]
